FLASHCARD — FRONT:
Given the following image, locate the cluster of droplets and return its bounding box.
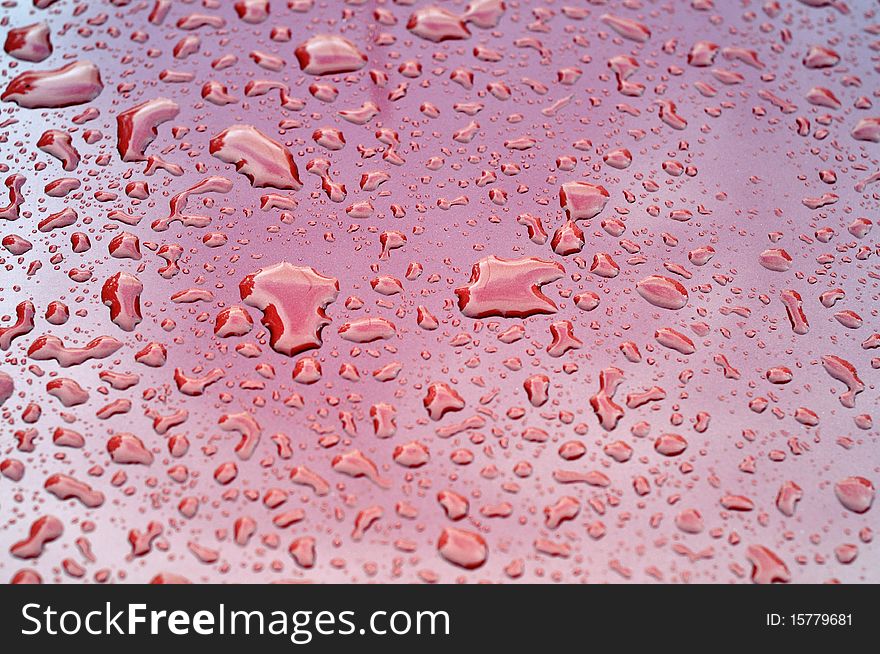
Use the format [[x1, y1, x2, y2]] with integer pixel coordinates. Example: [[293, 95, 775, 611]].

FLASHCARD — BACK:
[[0, 0, 877, 584]]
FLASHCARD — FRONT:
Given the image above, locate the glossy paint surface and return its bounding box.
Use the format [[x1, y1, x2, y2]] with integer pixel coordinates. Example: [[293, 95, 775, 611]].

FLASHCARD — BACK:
[[0, 0, 877, 584]]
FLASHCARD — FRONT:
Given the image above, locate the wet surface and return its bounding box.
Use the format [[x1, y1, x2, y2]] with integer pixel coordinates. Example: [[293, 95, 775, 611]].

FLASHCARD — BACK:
[[0, 0, 877, 584]]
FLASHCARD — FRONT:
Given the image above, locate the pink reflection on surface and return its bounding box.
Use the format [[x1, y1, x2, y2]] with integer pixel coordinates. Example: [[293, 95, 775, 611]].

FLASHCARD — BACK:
[[0, 0, 877, 584]]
